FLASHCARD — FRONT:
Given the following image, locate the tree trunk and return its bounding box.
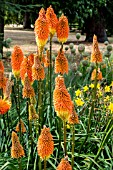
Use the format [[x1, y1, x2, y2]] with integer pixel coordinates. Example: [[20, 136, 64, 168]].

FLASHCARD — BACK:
[[23, 12, 31, 29], [85, 10, 108, 43], [0, 3, 4, 56]]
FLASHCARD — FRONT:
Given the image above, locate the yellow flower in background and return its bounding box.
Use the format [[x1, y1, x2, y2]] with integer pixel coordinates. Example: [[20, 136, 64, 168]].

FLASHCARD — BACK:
[[89, 83, 94, 89], [105, 85, 110, 93], [75, 98, 84, 106], [108, 102, 113, 112], [97, 83, 100, 89], [75, 89, 82, 97], [110, 81, 113, 87], [97, 90, 102, 97], [83, 85, 89, 92], [67, 124, 70, 129], [104, 95, 110, 102]]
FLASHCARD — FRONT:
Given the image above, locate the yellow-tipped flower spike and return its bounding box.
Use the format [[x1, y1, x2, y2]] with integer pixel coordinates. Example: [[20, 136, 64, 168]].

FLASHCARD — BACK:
[[11, 46, 24, 79], [30, 96, 37, 105], [46, 5, 58, 36], [34, 8, 49, 53], [91, 68, 102, 81], [28, 53, 34, 66], [22, 74, 35, 98], [55, 50, 68, 75], [57, 156, 72, 170], [53, 75, 72, 121], [56, 14, 69, 44], [29, 104, 38, 120], [15, 119, 26, 133], [37, 126, 54, 159], [91, 35, 102, 63], [11, 131, 25, 158], [20, 56, 33, 84]]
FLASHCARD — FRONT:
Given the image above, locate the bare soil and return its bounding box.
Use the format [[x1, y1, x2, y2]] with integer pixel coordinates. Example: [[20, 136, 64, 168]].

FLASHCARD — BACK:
[[3, 26, 113, 73]]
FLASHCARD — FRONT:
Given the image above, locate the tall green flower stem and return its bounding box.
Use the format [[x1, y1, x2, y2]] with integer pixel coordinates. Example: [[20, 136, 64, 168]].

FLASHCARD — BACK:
[[18, 158, 22, 170], [34, 119, 39, 139], [87, 63, 98, 133], [0, 88, 3, 97], [100, 117, 113, 148], [38, 157, 42, 170], [38, 80, 42, 132], [108, 58, 113, 81], [0, 89, 5, 128], [29, 120, 33, 164], [71, 125, 75, 169], [0, 88, 7, 151], [37, 50, 44, 131], [16, 78, 21, 139], [79, 62, 98, 153], [49, 33, 53, 125], [88, 118, 113, 170], [58, 118, 62, 157], [44, 158, 46, 170], [6, 112, 9, 131], [63, 121, 67, 156], [26, 99, 33, 165], [37, 51, 44, 170], [60, 43, 63, 52]]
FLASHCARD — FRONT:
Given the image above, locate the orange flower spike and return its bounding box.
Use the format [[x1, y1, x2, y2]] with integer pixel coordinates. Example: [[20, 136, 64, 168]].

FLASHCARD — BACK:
[[0, 60, 4, 72], [20, 56, 33, 84], [68, 102, 79, 125], [34, 8, 49, 51], [0, 70, 8, 91], [39, 8, 46, 17], [56, 14, 69, 44], [0, 99, 11, 115], [0, 71, 4, 87], [11, 131, 25, 158], [15, 119, 26, 133], [53, 75, 72, 121], [44, 50, 50, 67], [57, 156, 72, 170], [11, 46, 24, 78], [91, 35, 102, 63], [37, 126, 54, 159], [32, 55, 45, 81], [28, 53, 34, 66], [91, 68, 103, 81], [22, 74, 35, 98], [20, 56, 28, 83], [4, 79, 13, 100], [46, 5, 58, 36], [55, 50, 68, 75]]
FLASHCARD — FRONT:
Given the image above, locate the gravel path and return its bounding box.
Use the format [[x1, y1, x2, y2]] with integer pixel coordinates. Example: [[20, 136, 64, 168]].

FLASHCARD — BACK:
[[4, 27, 112, 55]]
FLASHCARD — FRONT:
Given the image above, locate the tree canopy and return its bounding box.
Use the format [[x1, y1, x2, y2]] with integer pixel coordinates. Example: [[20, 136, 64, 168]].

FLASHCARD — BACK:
[[0, 0, 113, 54], [1, 0, 113, 34]]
